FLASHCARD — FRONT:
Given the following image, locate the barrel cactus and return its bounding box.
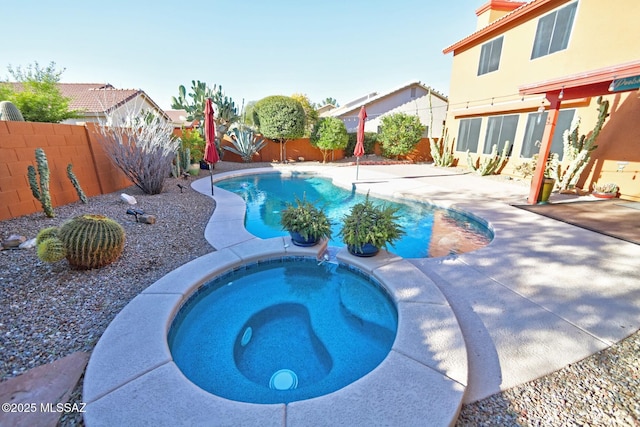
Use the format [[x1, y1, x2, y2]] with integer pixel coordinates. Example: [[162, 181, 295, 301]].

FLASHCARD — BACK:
[[37, 237, 67, 263], [36, 226, 59, 245], [58, 214, 126, 269], [0, 100, 25, 121]]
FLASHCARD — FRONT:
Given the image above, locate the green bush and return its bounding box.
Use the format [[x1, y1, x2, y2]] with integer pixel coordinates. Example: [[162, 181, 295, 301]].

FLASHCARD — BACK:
[[345, 132, 378, 157], [310, 117, 349, 162], [378, 113, 425, 158]]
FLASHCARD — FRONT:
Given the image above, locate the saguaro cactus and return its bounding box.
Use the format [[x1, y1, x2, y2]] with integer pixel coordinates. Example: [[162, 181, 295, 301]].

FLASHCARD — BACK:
[[27, 148, 55, 218]]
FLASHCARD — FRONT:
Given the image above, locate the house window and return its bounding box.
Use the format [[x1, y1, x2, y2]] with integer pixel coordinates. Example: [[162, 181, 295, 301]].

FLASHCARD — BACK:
[[520, 109, 576, 159], [483, 115, 518, 155], [456, 118, 482, 152], [478, 36, 504, 75], [531, 2, 578, 59]]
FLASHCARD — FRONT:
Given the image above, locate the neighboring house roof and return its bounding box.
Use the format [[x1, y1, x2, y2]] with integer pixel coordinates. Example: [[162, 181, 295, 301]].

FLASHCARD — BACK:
[[443, 0, 568, 55], [323, 80, 448, 118], [3, 82, 169, 120], [165, 109, 193, 127]]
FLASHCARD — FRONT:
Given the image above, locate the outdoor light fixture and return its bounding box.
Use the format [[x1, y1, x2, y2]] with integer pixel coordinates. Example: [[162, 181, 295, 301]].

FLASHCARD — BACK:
[[558, 87, 564, 99], [608, 80, 616, 91], [126, 208, 145, 222]]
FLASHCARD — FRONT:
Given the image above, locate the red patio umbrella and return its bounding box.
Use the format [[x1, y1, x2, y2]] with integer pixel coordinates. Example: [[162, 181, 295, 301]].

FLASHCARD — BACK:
[[355, 106, 367, 180], [204, 98, 219, 195]]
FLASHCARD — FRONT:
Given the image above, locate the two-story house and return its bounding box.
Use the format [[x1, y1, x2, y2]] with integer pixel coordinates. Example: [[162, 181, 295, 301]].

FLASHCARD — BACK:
[[443, 0, 640, 203]]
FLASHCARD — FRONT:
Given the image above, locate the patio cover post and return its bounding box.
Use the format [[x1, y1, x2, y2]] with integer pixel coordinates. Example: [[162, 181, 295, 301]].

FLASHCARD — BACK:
[[527, 93, 561, 204]]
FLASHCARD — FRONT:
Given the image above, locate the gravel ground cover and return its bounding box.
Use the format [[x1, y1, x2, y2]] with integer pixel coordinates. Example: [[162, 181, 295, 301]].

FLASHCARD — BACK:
[[1, 161, 638, 426]]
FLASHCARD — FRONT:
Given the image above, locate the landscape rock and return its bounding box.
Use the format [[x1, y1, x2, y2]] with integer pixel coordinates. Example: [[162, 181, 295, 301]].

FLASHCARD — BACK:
[[19, 238, 37, 250], [139, 214, 156, 225], [120, 193, 137, 205], [2, 234, 26, 249]]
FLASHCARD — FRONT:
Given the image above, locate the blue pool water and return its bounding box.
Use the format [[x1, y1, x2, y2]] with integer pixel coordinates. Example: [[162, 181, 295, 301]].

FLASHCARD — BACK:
[[215, 172, 492, 258], [168, 258, 397, 404]]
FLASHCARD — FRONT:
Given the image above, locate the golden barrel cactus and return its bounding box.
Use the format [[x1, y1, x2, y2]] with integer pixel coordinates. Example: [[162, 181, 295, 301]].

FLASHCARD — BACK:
[[58, 214, 125, 269]]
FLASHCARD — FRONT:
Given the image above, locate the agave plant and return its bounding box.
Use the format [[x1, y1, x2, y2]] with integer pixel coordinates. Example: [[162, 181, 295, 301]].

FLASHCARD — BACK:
[[223, 126, 267, 162]]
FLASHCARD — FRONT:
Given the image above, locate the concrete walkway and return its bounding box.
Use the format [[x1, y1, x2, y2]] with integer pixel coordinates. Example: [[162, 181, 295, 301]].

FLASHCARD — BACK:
[[198, 162, 640, 404]]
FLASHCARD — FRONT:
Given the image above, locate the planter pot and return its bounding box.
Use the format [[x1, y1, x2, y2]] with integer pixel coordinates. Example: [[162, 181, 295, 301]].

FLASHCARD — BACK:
[[592, 191, 617, 199], [537, 178, 556, 204], [188, 164, 200, 176], [347, 243, 379, 257], [289, 231, 319, 247]]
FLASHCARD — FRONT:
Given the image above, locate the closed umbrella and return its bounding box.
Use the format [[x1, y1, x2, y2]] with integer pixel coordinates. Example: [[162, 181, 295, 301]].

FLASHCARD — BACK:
[[204, 98, 219, 195], [355, 106, 367, 180]]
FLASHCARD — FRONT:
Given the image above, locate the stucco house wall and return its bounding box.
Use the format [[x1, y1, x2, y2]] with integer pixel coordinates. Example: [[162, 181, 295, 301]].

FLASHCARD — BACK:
[[443, 0, 640, 200]]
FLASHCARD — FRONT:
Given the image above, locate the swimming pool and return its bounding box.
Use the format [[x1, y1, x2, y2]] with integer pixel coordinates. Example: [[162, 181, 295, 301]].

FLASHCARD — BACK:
[[215, 172, 492, 258], [169, 257, 397, 404]]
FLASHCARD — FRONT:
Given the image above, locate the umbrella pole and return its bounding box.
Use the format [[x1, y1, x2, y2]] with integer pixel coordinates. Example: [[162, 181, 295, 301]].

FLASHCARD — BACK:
[[209, 163, 214, 195], [356, 157, 360, 181]]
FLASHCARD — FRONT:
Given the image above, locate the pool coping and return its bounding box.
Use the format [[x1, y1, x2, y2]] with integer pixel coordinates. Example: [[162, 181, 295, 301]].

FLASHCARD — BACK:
[[83, 168, 470, 426]]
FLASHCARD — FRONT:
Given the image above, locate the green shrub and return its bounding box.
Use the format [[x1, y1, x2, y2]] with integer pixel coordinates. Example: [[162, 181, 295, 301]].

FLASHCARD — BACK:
[[378, 113, 425, 158], [310, 117, 349, 163]]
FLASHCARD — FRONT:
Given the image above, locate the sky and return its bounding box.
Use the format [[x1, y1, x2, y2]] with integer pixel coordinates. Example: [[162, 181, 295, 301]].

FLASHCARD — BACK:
[[0, 0, 483, 111]]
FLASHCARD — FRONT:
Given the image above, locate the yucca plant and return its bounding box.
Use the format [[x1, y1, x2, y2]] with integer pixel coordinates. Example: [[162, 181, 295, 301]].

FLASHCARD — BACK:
[[223, 126, 267, 162]]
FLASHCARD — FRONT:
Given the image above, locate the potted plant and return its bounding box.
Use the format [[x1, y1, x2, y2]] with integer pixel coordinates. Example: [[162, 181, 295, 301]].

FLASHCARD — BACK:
[[515, 151, 558, 204], [280, 195, 332, 246], [339, 193, 405, 257], [592, 182, 618, 199]]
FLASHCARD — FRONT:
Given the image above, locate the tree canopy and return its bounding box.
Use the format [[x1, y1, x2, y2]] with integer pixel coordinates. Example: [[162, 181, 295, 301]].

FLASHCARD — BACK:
[[310, 117, 348, 163], [291, 93, 318, 136], [253, 95, 305, 162], [0, 61, 81, 123]]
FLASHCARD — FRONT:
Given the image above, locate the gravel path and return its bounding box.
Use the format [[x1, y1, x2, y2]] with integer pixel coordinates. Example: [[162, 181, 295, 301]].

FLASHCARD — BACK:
[[1, 161, 638, 426]]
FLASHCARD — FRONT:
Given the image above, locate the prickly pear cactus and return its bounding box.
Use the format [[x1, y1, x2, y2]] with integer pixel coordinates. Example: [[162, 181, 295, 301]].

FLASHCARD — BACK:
[[0, 100, 25, 121], [58, 214, 126, 269]]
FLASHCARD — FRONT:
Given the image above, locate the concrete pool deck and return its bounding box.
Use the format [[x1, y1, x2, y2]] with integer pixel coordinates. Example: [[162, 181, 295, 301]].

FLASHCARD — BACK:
[[83, 163, 640, 426]]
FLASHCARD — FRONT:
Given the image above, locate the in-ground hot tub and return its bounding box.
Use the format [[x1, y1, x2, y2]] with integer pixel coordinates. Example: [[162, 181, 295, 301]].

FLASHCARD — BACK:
[[83, 208, 469, 426], [169, 258, 397, 403]]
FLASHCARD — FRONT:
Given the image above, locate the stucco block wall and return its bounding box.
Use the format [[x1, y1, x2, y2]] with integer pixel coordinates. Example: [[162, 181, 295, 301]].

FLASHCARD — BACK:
[[0, 122, 132, 220]]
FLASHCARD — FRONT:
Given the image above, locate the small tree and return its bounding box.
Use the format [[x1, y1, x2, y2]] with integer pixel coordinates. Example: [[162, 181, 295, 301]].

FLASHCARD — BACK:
[[253, 95, 305, 162], [291, 93, 318, 136], [378, 113, 425, 158], [0, 61, 82, 123], [96, 107, 179, 195], [310, 117, 349, 163]]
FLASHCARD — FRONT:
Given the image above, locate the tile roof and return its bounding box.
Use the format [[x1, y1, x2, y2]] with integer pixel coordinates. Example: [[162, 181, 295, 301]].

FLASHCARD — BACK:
[[443, 0, 568, 54], [2, 82, 167, 118]]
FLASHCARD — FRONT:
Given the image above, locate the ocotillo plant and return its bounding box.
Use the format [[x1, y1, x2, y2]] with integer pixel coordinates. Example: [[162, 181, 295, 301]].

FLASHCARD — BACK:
[[27, 148, 54, 217]]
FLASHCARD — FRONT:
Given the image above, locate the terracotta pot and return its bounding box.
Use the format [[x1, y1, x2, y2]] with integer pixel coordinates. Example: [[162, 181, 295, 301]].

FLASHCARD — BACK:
[[592, 191, 617, 199]]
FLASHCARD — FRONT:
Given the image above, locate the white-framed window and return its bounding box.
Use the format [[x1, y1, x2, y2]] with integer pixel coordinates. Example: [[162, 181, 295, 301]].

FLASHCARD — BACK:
[[456, 118, 482, 152], [520, 109, 576, 159], [478, 36, 504, 75], [531, 1, 578, 59], [483, 114, 518, 154]]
